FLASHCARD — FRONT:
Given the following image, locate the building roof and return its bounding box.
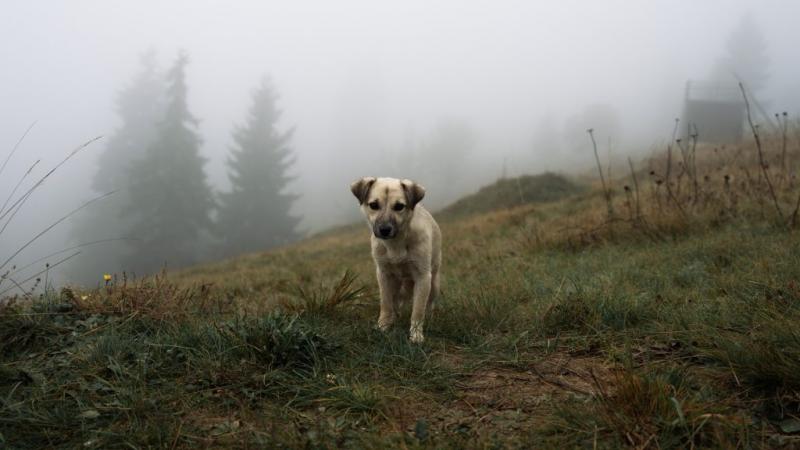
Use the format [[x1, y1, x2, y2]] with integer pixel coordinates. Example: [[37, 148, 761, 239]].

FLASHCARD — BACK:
[[685, 80, 743, 104]]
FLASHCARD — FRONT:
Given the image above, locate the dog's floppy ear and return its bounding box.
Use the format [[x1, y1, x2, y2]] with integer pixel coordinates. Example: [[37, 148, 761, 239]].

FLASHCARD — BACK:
[[401, 179, 426, 209], [350, 177, 376, 205]]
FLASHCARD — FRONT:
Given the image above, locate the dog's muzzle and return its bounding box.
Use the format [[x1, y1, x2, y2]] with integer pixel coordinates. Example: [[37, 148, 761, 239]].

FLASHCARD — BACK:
[[373, 221, 396, 239]]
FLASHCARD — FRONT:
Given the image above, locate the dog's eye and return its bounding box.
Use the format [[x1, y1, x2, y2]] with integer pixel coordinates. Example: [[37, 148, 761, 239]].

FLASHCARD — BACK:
[[368, 201, 380, 210], [393, 203, 405, 211]]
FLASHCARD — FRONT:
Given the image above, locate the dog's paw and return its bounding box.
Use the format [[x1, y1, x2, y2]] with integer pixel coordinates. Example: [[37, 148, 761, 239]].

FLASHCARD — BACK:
[[409, 322, 425, 343], [376, 318, 394, 332]]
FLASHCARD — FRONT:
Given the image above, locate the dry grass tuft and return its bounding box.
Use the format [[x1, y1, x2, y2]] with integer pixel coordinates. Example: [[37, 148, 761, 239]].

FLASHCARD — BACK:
[[71, 270, 234, 321], [281, 269, 373, 314]]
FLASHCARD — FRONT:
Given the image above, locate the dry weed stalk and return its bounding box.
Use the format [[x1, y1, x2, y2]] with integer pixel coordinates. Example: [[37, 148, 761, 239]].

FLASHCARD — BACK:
[[563, 108, 800, 247], [0, 131, 108, 296], [791, 191, 800, 228], [665, 119, 687, 218], [627, 157, 642, 219], [779, 112, 789, 173], [739, 82, 783, 221], [587, 128, 614, 220]]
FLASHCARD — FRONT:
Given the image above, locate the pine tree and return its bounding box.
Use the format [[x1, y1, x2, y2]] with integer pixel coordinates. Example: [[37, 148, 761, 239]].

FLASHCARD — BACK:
[[68, 50, 164, 284], [95, 50, 164, 193], [123, 51, 214, 273], [712, 14, 770, 93], [216, 77, 299, 257]]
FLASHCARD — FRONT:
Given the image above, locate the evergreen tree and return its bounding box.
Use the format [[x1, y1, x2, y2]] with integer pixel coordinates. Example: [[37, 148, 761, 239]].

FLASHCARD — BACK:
[[68, 50, 164, 283], [712, 14, 770, 93], [95, 50, 164, 193], [123, 51, 214, 273], [216, 77, 300, 257]]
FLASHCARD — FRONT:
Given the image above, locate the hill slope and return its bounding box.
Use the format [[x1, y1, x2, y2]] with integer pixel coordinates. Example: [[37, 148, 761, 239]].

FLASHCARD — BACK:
[[437, 172, 583, 218], [4, 155, 800, 447]]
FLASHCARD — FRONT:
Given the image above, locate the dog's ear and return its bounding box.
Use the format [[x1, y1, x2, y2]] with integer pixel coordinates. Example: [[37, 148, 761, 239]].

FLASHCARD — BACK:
[[350, 177, 376, 205], [401, 179, 426, 209]]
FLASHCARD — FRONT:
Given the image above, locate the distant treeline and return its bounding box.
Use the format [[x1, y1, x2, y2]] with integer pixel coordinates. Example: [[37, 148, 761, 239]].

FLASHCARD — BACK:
[[70, 51, 298, 283]]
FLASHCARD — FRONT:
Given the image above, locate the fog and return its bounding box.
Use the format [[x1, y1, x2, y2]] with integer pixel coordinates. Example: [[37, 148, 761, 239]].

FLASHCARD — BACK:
[[1, 0, 799, 286]]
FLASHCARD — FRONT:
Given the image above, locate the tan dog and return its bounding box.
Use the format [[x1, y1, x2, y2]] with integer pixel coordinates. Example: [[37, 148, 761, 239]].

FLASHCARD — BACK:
[[350, 177, 442, 343]]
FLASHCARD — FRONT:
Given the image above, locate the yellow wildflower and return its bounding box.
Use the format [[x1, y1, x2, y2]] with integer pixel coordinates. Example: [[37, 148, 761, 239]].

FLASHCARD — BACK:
[[103, 274, 112, 282]]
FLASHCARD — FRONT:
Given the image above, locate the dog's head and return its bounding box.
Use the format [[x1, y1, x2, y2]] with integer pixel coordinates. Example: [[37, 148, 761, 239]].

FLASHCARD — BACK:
[[350, 177, 425, 240]]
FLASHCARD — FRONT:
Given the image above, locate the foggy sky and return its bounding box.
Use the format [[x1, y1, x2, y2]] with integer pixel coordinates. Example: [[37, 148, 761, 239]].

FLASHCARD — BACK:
[[1, 0, 799, 285]]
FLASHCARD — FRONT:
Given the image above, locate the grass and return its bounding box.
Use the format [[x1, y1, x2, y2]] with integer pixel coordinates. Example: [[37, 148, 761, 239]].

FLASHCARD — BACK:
[[438, 171, 584, 219], [0, 130, 106, 300], [3, 128, 800, 447]]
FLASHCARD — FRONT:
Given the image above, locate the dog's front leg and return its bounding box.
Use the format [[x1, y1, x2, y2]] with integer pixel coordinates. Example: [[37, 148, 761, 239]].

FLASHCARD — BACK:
[[409, 272, 432, 343], [376, 268, 399, 331]]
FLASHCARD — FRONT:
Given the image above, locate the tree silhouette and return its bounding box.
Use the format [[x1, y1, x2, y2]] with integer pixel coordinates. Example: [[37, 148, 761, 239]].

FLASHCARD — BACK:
[[216, 77, 299, 257], [712, 14, 770, 93], [123, 51, 214, 273], [68, 50, 164, 283]]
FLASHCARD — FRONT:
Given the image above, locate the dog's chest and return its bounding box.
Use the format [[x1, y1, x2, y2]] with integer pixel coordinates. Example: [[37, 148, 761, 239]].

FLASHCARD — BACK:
[[374, 243, 415, 269], [382, 245, 408, 263], [379, 257, 417, 280]]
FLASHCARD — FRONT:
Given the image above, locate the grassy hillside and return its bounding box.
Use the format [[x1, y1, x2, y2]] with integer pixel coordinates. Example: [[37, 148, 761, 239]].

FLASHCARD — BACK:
[[3, 134, 800, 448], [437, 172, 584, 218]]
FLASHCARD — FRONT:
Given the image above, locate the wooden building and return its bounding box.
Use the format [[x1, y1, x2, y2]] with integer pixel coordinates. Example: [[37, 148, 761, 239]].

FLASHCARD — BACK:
[[681, 80, 745, 143]]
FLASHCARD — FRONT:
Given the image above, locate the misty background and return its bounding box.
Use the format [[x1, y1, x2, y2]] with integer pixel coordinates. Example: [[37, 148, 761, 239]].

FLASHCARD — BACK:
[[1, 0, 799, 286]]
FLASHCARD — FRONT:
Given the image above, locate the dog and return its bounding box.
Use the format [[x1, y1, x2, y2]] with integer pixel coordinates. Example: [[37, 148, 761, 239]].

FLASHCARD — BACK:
[[350, 177, 441, 343]]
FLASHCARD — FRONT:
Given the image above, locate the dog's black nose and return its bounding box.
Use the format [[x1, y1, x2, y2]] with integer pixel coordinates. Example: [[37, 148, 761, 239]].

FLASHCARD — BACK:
[[378, 224, 393, 237]]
